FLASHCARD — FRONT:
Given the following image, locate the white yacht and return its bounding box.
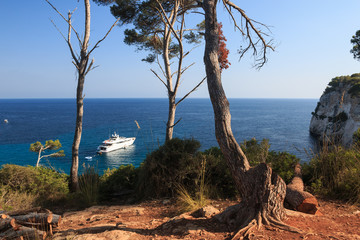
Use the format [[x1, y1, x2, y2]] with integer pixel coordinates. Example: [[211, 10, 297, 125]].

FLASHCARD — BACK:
[[97, 132, 135, 153]]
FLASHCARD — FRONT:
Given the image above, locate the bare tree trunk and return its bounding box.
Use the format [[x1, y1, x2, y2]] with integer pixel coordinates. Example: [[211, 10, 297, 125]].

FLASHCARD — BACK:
[[203, 0, 296, 236], [70, 74, 85, 192], [46, 0, 119, 192], [70, 0, 91, 192], [166, 95, 176, 141]]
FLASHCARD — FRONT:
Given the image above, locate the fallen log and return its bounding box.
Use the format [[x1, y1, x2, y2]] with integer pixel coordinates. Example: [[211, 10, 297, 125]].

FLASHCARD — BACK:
[[0, 218, 18, 232], [51, 214, 62, 227], [12, 213, 53, 224], [0, 226, 46, 240], [285, 163, 322, 215]]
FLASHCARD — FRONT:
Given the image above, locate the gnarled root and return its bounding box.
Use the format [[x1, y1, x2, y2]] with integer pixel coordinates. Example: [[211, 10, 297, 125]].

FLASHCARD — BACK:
[[215, 163, 303, 239]]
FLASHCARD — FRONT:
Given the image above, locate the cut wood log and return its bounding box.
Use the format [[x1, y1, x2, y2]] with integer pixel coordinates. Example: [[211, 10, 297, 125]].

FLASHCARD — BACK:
[[51, 214, 62, 227], [0, 226, 46, 240], [0, 218, 18, 232], [12, 213, 53, 224], [285, 163, 322, 215], [0, 214, 9, 219]]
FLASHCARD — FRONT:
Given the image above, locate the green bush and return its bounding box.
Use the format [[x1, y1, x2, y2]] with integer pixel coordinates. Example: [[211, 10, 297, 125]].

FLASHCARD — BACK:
[[353, 128, 360, 146], [137, 138, 202, 198], [79, 165, 100, 207], [201, 147, 237, 199], [302, 143, 360, 203], [100, 164, 138, 197], [0, 164, 69, 209], [267, 151, 299, 184], [240, 138, 299, 184]]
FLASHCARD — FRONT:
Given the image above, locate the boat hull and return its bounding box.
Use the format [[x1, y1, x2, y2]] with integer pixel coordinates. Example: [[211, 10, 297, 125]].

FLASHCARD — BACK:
[[97, 137, 135, 153]]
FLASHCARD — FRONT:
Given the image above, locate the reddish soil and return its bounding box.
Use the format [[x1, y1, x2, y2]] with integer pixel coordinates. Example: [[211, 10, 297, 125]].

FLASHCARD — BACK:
[[53, 198, 360, 240]]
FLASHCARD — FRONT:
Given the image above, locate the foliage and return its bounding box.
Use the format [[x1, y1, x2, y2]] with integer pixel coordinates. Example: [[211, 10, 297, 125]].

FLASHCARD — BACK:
[[240, 138, 299, 184], [323, 74, 360, 97], [302, 143, 360, 203], [137, 138, 202, 198], [240, 138, 270, 165], [137, 138, 298, 200], [100, 164, 138, 197], [267, 151, 299, 184], [79, 165, 100, 207], [176, 157, 209, 212], [107, 0, 201, 63], [350, 30, 360, 61], [0, 165, 69, 209], [353, 128, 360, 146], [29, 139, 65, 167], [218, 22, 230, 72], [201, 147, 237, 199]]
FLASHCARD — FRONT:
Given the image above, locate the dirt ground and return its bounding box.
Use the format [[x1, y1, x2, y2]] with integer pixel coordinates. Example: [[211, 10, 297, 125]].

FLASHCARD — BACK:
[[53, 198, 360, 240]]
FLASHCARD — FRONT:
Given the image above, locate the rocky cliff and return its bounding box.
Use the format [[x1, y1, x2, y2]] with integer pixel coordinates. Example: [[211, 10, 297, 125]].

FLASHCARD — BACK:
[[310, 73, 360, 146]]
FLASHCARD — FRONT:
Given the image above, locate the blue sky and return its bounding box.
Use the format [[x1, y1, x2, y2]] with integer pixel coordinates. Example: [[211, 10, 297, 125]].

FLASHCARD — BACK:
[[1, 1, 360, 99]]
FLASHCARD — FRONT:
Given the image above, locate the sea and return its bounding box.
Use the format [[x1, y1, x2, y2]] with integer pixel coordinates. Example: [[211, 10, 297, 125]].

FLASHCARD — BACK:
[[0, 98, 318, 174]]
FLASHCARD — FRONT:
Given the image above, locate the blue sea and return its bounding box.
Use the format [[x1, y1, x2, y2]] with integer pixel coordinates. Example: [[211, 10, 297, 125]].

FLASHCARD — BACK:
[[0, 98, 317, 174]]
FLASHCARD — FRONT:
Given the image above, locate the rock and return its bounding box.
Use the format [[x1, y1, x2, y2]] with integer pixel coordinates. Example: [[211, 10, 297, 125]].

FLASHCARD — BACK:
[[119, 207, 145, 216], [310, 73, 360, 146], [191, 205, 220, 218], [162, 199, 171, 205]]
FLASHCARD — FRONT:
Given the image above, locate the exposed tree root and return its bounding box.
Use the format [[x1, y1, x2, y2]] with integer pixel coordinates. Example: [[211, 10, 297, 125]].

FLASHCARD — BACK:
[[216, 205, 304, 240], [215, 164, 304, 240]]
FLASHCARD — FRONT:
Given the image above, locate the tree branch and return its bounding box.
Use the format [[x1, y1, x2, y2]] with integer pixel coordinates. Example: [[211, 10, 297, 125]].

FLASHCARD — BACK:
[[45, 0, 82, 45], [151, 69, 169, 91], [176, 76, 206, 106], [88, 18, 120, 56], [221, 0, 275, 68]]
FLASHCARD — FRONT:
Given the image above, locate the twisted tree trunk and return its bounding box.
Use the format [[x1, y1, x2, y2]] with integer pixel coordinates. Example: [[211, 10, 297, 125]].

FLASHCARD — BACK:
[[203, 0, 297, 237]]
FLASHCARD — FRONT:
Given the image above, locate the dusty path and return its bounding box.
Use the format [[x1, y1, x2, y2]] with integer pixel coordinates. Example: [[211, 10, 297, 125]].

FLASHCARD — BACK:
[[53, 199, 360, 240]]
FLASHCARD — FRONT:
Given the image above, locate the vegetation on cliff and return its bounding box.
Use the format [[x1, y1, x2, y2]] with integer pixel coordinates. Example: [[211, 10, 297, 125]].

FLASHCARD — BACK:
[[323, 73, 360, 97]]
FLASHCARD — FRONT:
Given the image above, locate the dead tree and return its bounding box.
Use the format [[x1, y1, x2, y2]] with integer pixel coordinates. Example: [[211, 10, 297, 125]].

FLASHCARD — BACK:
[[45, 0, 119, 192], [203, 0, 300, 238]]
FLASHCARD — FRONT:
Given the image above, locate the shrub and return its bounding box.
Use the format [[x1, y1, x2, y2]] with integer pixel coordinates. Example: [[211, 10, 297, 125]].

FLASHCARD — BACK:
[[137, 138, 202, 198], [240, 138, 270, 165], [302, 143, 360, 203], [100, 164, 138, 198], [353, 128, 360, 146], [266, 151, 299, 184], [201, 147, 237, 199], [240, 138, 299, 184], [0, 164, 69, 208], [176, 157, 209, 212], [79, 165, 100, 207]]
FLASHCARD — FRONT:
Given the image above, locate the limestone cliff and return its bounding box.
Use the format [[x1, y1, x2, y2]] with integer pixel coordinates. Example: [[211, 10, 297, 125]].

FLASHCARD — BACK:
[[310, 73, 360, 146]]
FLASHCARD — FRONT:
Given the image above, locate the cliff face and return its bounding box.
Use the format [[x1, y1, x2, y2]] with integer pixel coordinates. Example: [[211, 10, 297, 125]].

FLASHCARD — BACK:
[[310, 73, 360, 146]]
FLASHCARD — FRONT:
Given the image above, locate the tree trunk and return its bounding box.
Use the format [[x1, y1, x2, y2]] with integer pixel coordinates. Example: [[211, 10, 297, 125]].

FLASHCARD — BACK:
[[203, 0, 294, 236], [166, 95, 176, 141], [70, 73, 85, 192], [70, 0, 91, 192], [36, 147, 43, 167]]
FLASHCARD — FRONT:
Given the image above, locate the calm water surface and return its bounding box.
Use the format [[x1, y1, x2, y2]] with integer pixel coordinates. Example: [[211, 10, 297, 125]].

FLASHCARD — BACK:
[[0, 98, 317, 173]]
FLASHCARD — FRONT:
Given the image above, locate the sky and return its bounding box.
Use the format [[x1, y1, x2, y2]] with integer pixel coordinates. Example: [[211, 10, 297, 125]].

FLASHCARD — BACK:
[[1, 1, 360, 99]]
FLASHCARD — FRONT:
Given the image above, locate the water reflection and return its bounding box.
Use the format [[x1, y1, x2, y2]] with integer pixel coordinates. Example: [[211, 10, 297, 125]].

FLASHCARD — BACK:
[[95, 145, 136, 169]]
